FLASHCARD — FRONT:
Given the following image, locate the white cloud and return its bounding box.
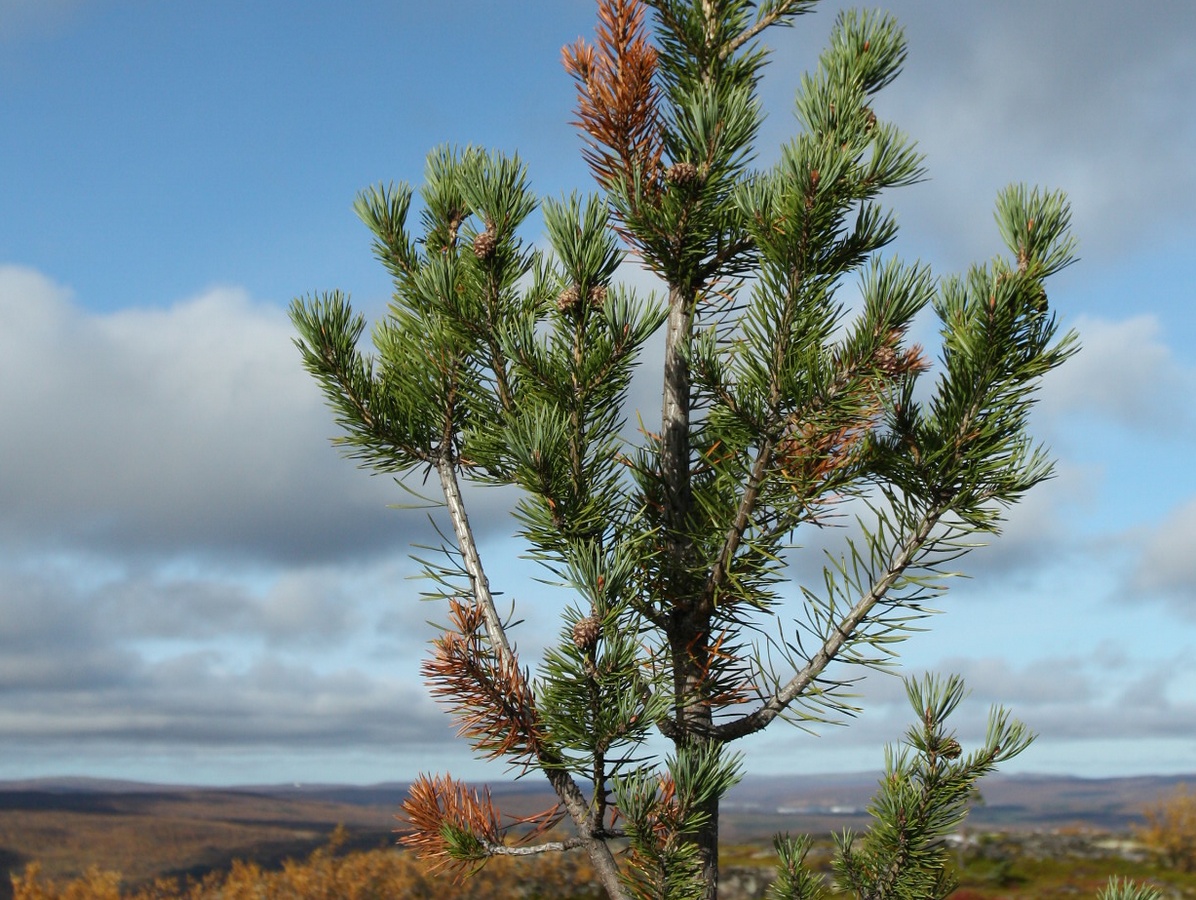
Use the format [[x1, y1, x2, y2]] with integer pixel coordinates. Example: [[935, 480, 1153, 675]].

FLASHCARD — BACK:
[[830, 651, 1196, 748], [0, 264, 657, 772], [0, 267, 493, 766], [0, 265, 409, 564], [935, 656, 1095, 708], [0, 651, 449, 748], [2, 0, 1194, 785], [1131, 495, 1196, 615], [1039, 314, 1196, 432], [0, 552, 452, 752], [911, 1, 1196, 262], [761, 0, 1196, 266]]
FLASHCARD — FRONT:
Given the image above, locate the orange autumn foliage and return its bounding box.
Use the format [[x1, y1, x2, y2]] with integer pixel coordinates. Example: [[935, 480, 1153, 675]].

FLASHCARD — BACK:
[[1136, 782, 1196, 873], [561, 0, 663, 193], [11, 828, 601, 900]]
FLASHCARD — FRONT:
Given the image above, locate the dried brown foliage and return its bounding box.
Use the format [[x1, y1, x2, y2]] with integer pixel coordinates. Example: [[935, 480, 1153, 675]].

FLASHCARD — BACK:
[[775, 331, 929, 496], [397, 774, 503, 871], [422, 599, 543, 766], [562, 0, 664, 193]]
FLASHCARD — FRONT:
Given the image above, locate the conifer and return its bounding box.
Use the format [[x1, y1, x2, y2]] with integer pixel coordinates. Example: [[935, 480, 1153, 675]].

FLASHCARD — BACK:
[[288, 3, 1146, 898]]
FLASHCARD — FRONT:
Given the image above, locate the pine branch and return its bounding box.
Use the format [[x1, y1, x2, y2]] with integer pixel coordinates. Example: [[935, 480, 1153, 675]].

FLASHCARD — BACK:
[[563, 0, 664, 193], [833, 674, 1035, 900], [489, 838, 589, 855], [701, 435, 776, 608], [437, 448, 632, 900], [399, 774, 504, 874], [424, 599, 543, 765], [712, 505, 942, 741], [698, 350, 895, 614], [290, 292, 434, 469], [1099, 879, 1164, 900], [722, 0, 819, 62], [543, 764, 635, 900], [437, 453, 514, 661]]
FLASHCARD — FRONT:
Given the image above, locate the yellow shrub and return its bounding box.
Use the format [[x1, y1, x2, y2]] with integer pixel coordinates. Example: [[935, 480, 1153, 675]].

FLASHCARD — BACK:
[[1135, 782, 1196, 873], [9, 832, 602, 900]]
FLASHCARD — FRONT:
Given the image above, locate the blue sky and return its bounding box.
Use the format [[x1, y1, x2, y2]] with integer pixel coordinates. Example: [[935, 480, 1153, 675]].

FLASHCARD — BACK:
[[2, 0, 1195, 787]]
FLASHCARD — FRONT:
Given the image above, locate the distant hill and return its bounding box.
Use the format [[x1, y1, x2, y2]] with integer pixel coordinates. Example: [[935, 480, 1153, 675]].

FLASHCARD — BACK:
[[2, 771, 1189, 897], [720, 772, 1192, 838], [0, 782, 398, 898], [234, 771, 1191, 833], [6, 770, 1187, 829]]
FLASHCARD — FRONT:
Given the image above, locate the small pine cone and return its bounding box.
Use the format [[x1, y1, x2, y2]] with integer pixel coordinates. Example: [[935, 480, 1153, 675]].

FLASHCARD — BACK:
[[665, 161, 699, 187], [873, 344, 902, 376], [587, 285, 608, 309], [473, 224, 498, 260], [557, 284, 582, 312], [572, 615, 601, 651], [939, 737, 962, 760]]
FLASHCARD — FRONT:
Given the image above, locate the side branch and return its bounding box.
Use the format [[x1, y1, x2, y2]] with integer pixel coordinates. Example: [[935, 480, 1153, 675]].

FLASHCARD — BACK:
[[437, 453, 514, 661], [434, 453, 632, 900], [722, 0, 819, 61], [487, 837, 589, 855], [701, 354, 881, 611], [701, 437, 775, 607], [712, 506, 942, 742], [542, 768, 632, 899]]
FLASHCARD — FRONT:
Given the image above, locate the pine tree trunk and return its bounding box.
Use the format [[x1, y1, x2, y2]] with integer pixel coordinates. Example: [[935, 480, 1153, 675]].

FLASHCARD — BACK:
[[662, 281, 720, 898], [661, 283, 694, 545], [671, 623, 720, 900], [695, 765, 720, 900]]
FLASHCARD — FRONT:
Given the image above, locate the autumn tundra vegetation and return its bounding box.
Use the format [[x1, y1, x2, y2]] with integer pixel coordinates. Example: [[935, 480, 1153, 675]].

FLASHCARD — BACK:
[[10, 827, 602, 900], [13, 795, 1196, 900], [1136, 784, 1196, 875]]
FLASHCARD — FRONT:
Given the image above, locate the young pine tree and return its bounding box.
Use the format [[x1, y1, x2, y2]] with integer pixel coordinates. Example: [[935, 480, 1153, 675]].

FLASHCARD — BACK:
[[291, 2, 1087, 898]]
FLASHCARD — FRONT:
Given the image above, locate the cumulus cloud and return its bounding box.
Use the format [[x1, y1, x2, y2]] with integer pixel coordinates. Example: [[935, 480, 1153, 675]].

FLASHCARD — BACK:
[[1131, 495, 1196, 614], [901, 0, 1196, 262], [810, 651, 1196, 751], [0, 265, 422, 565], [0, 651, 449, 748], [0, 553, 451, 752], [3, 0, 1194, 784], [1039, 314, 1196, 433], [0, 260, 487, 763], [912, 652, 1196, 751], [760, 0, 1196, 265], [0, 264, 639, 770]]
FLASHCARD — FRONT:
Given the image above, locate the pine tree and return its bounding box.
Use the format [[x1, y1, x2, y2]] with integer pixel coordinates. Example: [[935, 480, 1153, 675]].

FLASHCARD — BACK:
[[290, 2, 1091, 897]]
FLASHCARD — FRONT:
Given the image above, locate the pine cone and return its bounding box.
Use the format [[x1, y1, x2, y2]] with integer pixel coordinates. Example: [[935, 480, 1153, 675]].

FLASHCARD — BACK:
[[572, 615, 601, 650], [939, 737, 962, 760], [665, 161, 699, 187], [873, 344, 901, 376], [557, 284, 582, 312], [588, 285, 608, 308], [473, 224, 498, 260]]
